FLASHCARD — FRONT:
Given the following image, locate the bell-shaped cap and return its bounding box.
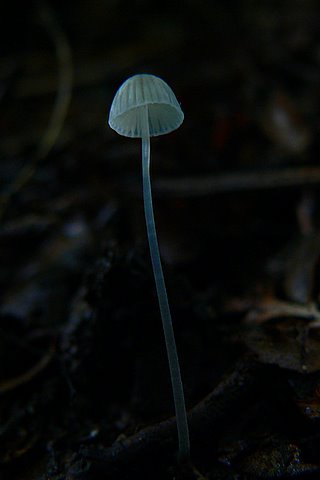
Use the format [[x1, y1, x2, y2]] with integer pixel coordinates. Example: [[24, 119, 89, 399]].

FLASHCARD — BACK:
[[108, 74, 184, 138]]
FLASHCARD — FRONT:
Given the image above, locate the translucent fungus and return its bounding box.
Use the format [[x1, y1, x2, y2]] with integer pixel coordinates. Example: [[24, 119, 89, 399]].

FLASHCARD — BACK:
[[109, 74, 190, 459]]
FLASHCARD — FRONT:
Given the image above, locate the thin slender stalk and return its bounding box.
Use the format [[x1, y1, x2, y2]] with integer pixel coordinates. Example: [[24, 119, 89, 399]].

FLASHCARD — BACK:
[[141, 106, 190, 460]]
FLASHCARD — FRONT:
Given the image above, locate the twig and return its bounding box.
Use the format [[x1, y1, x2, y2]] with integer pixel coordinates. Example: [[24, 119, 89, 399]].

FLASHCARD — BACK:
[[35, 3, 73, 160], [67, 357, 263, 479], [0, 342, 55, 394], [152, 166, 320, 197], [0, 1, 73, 219]]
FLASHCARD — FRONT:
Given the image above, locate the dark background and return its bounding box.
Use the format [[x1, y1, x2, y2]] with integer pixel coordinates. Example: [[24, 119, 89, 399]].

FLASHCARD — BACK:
[[1, 1, 320, 479]]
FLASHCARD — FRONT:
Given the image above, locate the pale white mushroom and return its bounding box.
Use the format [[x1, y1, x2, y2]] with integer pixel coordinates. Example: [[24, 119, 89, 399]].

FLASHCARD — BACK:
[[109, 74, 189, 459]]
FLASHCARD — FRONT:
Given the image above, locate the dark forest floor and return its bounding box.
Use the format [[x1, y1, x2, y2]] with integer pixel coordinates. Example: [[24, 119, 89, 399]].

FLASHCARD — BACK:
[[2, 1, 320, 479]]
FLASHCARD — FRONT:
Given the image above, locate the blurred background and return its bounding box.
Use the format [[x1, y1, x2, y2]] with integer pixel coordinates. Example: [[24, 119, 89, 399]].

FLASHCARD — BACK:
[[1, 0, 320, 275], [2, 1, 320, 479]]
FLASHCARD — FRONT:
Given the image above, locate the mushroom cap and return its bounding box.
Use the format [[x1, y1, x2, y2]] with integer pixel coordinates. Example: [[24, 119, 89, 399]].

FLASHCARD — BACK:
[[108, 74, 184, 138]]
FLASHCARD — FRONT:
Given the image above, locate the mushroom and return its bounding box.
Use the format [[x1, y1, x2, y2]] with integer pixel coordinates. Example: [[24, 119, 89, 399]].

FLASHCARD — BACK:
[[108, 74, 190, 459]]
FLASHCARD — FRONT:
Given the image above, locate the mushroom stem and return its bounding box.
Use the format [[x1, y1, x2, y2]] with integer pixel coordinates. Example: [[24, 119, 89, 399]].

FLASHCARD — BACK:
[[141, 106, 190, 460]]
